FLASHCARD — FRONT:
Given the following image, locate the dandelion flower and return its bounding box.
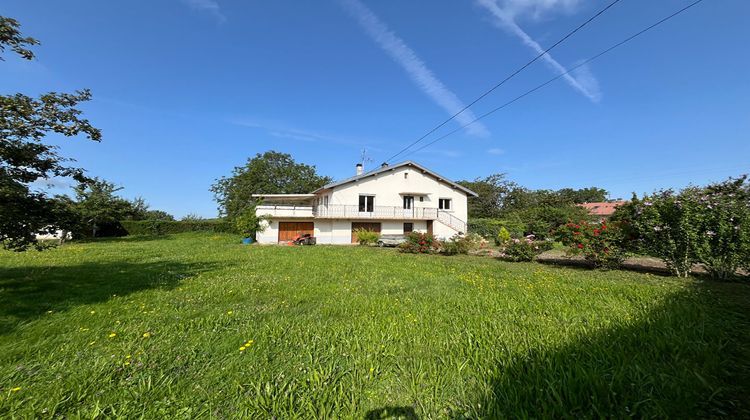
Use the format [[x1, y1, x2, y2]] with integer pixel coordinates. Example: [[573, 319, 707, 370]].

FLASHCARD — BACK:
[[239, 346, 246, 351], [108, 333, 117, 338], [142, 332, 151, 338], [227, 311, 233, 315], [11, 387, 21, 392]]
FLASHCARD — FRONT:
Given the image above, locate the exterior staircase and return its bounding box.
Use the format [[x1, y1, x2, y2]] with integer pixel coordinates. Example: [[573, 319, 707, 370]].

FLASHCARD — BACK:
[[436, 210, 467, 234]]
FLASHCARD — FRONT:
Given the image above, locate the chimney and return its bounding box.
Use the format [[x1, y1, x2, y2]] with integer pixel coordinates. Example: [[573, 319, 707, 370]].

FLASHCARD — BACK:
[[381, 162, 389, 168], [356, 163, 363, 176]]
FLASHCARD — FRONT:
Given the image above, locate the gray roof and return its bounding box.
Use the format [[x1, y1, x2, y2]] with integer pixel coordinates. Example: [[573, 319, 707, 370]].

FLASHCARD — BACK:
[[313, 161, 478, 197]]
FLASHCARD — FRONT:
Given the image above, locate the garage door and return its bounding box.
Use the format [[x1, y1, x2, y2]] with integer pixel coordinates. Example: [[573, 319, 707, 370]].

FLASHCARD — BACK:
[[351, 222, 381, 244], [278, 222, 314, 242]]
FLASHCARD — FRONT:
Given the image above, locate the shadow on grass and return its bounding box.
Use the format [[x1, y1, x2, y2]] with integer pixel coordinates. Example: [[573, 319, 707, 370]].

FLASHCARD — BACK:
[[459, 281, 750, 418], [365, 406, 418, 420], [73, 234, 180, 244], [0, 260, 217, 335]]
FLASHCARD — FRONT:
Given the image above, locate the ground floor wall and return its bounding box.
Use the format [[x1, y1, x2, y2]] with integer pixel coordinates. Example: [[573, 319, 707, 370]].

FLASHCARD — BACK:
[[432, 221, 458, 240], [257, 219, 451, 244]]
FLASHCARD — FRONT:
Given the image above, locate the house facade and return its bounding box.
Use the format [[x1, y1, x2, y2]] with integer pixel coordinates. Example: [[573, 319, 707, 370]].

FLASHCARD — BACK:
[[253, 161, 477, 244]]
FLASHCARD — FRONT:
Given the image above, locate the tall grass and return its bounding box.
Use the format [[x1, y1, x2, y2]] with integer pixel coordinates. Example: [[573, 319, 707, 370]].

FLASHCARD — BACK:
[[0, 233, 748, 417]]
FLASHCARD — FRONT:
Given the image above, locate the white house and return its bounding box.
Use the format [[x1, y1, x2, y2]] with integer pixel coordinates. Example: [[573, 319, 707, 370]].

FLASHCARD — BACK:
[[253, 161, 477, 244]]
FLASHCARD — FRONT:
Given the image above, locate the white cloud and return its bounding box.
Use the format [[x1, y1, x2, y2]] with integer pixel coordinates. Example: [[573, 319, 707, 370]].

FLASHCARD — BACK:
[[339, 0, 490, 138], [231, 118, 381, 149], [182, 0, 226, 23], [487, 147, 505, 155], [499, 0, 582, 20], [476, 0, 601, 102]]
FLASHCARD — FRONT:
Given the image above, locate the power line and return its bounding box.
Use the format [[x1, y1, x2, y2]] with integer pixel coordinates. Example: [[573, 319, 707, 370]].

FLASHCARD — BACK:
[[384, 0, 624, 164], [401, 0, 707, 159]]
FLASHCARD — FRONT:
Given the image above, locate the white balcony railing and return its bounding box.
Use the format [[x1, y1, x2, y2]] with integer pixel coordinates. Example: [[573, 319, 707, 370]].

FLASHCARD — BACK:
[[256, 205, 314, 218], [256, 204, 466, 231], [313, 205, 438, 220]]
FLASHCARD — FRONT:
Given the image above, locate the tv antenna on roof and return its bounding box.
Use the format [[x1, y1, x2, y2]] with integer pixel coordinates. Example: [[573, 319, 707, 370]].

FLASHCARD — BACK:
[[359, 148, 372, 171]]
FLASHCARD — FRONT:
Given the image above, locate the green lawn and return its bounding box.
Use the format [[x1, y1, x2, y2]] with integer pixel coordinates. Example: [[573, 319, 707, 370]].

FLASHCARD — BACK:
[[1, 233, 749, 418]]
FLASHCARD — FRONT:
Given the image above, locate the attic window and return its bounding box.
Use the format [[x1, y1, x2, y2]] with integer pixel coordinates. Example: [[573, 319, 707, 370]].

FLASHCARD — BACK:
[[404, 172, 409, 179]]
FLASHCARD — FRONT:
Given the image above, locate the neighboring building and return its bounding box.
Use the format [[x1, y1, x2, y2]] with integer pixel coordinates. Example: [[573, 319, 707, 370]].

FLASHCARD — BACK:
[[578, 201, 627, 218], [254, 161, 477, 244]]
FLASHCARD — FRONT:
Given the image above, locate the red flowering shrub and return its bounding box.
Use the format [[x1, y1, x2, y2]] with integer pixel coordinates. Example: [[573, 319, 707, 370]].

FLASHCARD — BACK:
[[398, 232, 441, 254], [556, 220, 627, 269]]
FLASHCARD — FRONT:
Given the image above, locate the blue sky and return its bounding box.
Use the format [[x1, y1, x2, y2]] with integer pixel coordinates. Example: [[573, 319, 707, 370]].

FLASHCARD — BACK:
[[2, 0, 748, 218]]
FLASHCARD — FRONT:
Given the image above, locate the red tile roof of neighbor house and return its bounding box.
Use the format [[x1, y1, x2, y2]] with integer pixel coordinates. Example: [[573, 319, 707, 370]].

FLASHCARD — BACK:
[[578, 201, 627, 217]]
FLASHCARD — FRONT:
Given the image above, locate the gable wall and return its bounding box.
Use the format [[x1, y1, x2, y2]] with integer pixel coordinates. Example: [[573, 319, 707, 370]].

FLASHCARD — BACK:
[[327, 166, 468, 223]]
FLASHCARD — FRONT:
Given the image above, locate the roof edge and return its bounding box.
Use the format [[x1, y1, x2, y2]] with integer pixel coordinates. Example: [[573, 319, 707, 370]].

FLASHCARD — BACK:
[[312, 161, 478, 197]]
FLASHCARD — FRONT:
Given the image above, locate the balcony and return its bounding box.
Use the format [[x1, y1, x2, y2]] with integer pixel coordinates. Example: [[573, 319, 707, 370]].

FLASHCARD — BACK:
[[256, 205, 314, 218], [313, 205, 438, 220]]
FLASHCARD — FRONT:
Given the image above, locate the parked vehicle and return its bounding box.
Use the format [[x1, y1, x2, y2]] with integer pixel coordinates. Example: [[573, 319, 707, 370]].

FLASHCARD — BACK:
[[377, 234, 406, 247], [292, 233, 317, 245]]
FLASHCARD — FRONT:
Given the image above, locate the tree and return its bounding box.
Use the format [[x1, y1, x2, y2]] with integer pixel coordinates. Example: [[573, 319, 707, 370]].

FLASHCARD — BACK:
[[556, 187, 609, 204], [0, 16, 39, 61], [211, 151, 332, 219], [458, 174, 518, 219], [1, 15, 101, 250], [72, 178, 132, 237], [142, 210, 175, 221]]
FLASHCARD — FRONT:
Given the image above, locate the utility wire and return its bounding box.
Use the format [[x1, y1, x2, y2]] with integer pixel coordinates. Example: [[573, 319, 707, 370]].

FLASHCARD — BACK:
[[401, 0, 706, 159], [384, 0, 624, 163]]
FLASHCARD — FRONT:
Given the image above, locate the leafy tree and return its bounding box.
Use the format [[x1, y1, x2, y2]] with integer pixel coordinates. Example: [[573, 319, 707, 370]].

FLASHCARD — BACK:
[[142, 210, 175, 221], [211, 151, 332, 219], [556, 187, 609, 204], [1, 16, 101, 250], [458, 174, 518, 219], [72, 178, 133, 237], [0, 16, 39, 61]]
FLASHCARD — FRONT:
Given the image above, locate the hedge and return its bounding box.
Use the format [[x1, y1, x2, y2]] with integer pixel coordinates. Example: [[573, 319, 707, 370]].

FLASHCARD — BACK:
[[468, 218, 525, 239], [120, 220, 236, 236]]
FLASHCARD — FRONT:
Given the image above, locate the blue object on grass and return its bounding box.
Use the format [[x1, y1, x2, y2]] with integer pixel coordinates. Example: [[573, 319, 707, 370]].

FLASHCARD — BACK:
[[242, 237, 254, 245]]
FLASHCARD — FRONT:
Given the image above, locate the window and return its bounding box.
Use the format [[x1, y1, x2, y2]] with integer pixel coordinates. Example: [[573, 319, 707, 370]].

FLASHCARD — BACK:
[[323, 195, 329, 206], [419, 196, 424, 202], [439, 198, 452, 210], [404, 172, 409, 179], [359, 195, 374, 212], [403, 223, 413, 233], [403, 195, 414, 210]]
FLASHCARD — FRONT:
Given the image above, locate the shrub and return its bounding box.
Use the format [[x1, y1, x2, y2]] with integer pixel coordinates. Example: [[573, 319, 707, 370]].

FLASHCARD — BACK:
[[614, 191, 702, 277], [496, 227, 511, 246], [500, 237, 552, 262], [509, 204, 591, 240], [556, 220, 627, 269], [234, 207, 266, 238], [354, 228, 380, 246], [469, 218, 524, 240], [120, 219, 235, 236], [691, 177, 750, 280], [398, 232, 440, 254], [442, 233, 483, 256]]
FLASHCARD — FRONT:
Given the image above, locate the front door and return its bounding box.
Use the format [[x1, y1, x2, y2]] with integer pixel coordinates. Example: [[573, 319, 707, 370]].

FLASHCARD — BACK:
[[351, 222, 382, 243]]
